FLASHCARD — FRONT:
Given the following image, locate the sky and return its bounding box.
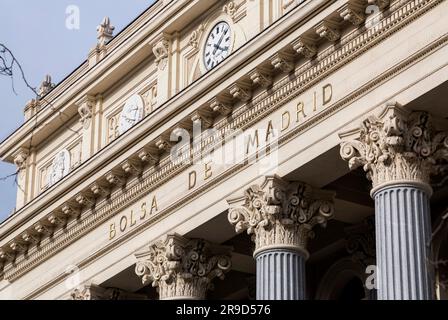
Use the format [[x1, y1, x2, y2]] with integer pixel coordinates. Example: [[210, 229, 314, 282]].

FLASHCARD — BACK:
[[0, 0, 155, 222]]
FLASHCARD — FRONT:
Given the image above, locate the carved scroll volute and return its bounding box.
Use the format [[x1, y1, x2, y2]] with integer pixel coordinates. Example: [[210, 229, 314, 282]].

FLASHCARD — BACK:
[[134, 234, 232, 300], [340, 104, 448, 193], [227, 176, 335, 257]]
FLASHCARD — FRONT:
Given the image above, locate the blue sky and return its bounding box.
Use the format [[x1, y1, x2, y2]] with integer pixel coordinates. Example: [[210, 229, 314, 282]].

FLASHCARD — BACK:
[[0, 1, 154, 222]]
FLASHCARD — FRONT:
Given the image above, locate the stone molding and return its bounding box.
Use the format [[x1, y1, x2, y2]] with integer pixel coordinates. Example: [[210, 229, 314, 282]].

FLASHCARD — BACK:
[[134, 234, 232, 300], [227, 176, 335, 257], [340, 104, 448, 194]]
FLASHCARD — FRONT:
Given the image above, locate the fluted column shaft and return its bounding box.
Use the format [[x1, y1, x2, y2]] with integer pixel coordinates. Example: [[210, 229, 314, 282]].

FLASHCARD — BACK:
[[227, 176, 335, 301], [374, 184, 433, 300], [339, 106, 448, 300], [256, 249, 306, 300]]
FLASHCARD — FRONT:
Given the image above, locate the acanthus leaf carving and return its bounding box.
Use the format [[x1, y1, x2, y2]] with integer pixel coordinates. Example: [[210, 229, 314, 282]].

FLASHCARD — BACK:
[[227, 176, 335, 256], [339, 104, 448, 191], [135, 234, 232, 300]]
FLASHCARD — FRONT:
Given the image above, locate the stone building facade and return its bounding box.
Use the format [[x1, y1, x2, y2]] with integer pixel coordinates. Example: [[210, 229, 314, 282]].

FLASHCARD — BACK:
[[0, 0, 447, 300]]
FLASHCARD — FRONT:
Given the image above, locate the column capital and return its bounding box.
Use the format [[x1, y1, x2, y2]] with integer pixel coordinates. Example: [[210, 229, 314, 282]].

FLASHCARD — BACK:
[[340, 104, 448, 195], [134, 234, 232, 300], [227, 176, 335, 257]]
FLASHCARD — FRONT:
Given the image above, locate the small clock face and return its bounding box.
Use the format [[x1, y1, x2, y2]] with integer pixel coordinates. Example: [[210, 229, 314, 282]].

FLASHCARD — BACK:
[[204, 21, 232, 70], [119, 95, 145, 135]]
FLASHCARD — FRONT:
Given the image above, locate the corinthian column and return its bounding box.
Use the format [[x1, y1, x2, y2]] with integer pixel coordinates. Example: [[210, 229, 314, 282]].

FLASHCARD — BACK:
[[134, 234, 232, 300], [340, 104, 448, 300], [227, 176, 335, 300]]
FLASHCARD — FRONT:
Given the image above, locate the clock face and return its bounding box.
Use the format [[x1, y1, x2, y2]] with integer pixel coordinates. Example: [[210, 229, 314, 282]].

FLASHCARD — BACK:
[[119, 94, 145, 135], [204, 21, 232, 70], [47, 149, 71, 187]]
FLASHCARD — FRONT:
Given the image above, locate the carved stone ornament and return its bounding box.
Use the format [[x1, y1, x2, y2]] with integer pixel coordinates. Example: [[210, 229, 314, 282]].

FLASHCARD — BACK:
[[47, 149, 71, 188], [339, 5, 366, 26], [97, 17, 115, 46], [315, 21, 341, 42], [271, 52, 295, 73], [38, 75, 55, 98], [249, 68, 273, 88], [77, 96, 95, 130], [292, 37, 317, 59], [134, 234, 232, 300], [227, 176, 335, 257], [189, 24, 205, 49], [152, 36, 170, 71], [210, 97, 233, 116], [340, 104, 448, 192], [223, 1, 237, 21], [229, 82, 252, 102], [13, 148, 29, 171]]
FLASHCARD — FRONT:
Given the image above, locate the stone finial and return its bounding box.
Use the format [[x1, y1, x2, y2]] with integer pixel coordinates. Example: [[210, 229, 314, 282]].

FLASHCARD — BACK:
[[134, 234, 232, 300], [38, 75, 55, 98], [97, 17, 115, 46], [227, 176, 335, 257], [339, 104, 448, 193]]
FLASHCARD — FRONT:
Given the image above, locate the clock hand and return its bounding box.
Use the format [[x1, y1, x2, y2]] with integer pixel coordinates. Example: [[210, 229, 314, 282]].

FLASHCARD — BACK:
[[213, 29, 226, 55]]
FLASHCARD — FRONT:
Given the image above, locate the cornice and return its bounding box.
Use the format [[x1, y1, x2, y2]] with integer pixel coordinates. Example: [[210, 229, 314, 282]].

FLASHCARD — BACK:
[[0, 0, 220, 161], [0, 0, 445, 284], [0, 0, 333, 242]]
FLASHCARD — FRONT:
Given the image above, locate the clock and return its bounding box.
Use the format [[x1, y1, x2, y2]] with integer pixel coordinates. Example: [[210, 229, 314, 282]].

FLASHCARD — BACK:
[[47, 149, 71, 187], [203, 21, 232, 70], [119, 94, 145, 135]]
